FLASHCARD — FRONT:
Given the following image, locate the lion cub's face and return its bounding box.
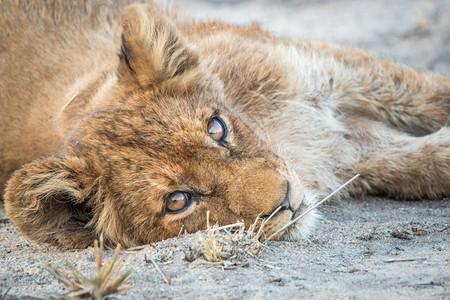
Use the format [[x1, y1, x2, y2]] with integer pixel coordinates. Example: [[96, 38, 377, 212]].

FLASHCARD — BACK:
[[67, 91, 294, 246], [4, 4, 311, 248]]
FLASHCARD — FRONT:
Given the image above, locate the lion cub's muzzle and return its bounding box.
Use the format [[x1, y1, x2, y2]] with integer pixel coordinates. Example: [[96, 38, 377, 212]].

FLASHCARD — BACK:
[[255, 179, 306, 240], [262, 181, 293, 219]]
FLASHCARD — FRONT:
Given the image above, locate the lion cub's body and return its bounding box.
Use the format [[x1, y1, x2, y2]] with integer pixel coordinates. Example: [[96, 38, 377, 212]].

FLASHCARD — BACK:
[[1, 1, 449, 249]]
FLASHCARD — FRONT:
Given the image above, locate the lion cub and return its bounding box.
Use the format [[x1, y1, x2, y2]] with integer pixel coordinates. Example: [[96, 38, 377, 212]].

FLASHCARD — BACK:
[[1, 1, 448, 249]]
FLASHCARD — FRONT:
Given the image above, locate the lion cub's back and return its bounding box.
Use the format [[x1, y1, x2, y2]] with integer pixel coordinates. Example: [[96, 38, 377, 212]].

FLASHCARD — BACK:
[[0, 0, 126, 108], [0, 0, 127, 192]]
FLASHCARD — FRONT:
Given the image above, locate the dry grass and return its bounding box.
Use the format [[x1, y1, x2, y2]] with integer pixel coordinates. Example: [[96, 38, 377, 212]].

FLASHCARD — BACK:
[[190, 211, 267, 267], [45, 237, 133, 299], [198, 211, 223, 263]]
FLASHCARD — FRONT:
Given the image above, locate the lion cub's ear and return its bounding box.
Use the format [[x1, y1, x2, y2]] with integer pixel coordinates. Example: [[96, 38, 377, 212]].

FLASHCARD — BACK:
[[118, 3, 199, 88], [4, 157, 97, 249]]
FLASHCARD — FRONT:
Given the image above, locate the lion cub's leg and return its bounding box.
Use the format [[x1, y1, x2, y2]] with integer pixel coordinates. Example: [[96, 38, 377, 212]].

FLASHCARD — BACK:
[[353, 127, 449, 199], [317, 42, 450, 135]]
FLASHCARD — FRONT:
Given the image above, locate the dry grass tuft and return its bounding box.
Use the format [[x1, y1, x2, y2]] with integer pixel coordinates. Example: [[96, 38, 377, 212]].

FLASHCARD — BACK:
[[198, 211, 223, 263], [189, 210, 267, 267], [45, 237, 133, 299]]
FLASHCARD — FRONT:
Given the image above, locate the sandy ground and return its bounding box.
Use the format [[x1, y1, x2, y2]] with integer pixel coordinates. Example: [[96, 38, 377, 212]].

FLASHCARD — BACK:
[[1, 0, 450, 299]]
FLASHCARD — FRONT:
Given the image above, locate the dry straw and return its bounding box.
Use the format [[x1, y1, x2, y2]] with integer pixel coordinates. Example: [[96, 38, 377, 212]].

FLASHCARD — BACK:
[[45, 236, 133, 299], [196, 211, 267, 265]]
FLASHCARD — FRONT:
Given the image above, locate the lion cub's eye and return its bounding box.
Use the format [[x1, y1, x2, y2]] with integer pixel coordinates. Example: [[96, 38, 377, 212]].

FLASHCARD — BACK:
[[207, 117, 227, 143], [165, 192, 192, 214]]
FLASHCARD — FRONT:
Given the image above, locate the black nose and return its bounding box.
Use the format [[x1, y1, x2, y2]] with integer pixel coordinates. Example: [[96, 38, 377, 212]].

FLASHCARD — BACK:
[[280, 181, 292, 211]]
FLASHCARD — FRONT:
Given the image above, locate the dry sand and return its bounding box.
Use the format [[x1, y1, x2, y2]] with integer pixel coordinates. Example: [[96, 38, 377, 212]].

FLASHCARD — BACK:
[[1, 0, 449, 299]]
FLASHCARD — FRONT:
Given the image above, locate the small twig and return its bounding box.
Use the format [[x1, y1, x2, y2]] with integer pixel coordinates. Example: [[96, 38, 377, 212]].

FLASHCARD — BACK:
[[125, 245, 148, 252], [384, 257, 427, 263], [0, 287, 11, 300], [248, 212, 264, 238], [265, 174, 360, 242], [201, 261, 223, 266], [210, 222, 245, 232], [439, 225, 449, 232], [257, 258, 278, 264], [263, 263, 281, 270], [254, 206, 282, 240], [222, 260, 250, 270], [149, 257, 170, 284], [177, 224, 185, 237]]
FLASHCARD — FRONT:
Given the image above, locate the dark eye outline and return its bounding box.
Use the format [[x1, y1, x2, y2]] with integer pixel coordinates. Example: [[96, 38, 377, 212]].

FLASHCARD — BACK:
[[163, 191, 192, 214], [207, 116, 228, 146]]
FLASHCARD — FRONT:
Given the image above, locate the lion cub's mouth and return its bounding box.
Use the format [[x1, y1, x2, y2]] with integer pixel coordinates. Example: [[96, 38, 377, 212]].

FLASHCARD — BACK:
[[261, 185, 318, 241]]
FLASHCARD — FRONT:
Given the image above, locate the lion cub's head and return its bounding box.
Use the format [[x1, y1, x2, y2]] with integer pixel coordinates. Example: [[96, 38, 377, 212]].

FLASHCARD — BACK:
[[4, 4, 316, 249]]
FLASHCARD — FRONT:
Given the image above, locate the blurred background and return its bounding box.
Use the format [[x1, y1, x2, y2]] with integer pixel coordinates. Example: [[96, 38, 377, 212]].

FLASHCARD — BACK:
[[173, 0, 450, 75]]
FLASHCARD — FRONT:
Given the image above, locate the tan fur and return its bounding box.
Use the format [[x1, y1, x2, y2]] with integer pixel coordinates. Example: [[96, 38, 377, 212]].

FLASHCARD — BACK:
[[1, 1, 449, 249]]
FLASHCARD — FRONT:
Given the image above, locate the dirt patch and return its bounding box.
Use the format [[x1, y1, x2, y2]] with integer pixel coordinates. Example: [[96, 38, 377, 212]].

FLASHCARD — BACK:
[[1, 197, 449, 299]]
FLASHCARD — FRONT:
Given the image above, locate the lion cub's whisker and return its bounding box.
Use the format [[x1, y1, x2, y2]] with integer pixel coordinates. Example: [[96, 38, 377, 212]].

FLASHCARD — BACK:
[[264, 174, 360, 242]]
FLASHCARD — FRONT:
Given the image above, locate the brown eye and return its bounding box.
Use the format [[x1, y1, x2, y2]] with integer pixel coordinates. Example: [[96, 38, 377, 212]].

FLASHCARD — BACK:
[[165, 192, 192, 214], [207, 117, 227, 143]]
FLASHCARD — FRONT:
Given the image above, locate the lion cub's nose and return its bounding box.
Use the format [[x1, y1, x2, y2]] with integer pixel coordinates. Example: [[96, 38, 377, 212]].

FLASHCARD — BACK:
[[280, 181, 293, 211]]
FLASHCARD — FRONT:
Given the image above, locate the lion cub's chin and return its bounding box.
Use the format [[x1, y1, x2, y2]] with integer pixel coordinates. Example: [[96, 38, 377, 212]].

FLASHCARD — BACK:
[[276, 189, 319, 241]]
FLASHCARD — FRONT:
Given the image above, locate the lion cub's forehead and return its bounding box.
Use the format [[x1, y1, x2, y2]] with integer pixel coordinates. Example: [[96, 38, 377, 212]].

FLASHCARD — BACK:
[[85, 97, 210, 133], [69, 97, 226, 164]]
